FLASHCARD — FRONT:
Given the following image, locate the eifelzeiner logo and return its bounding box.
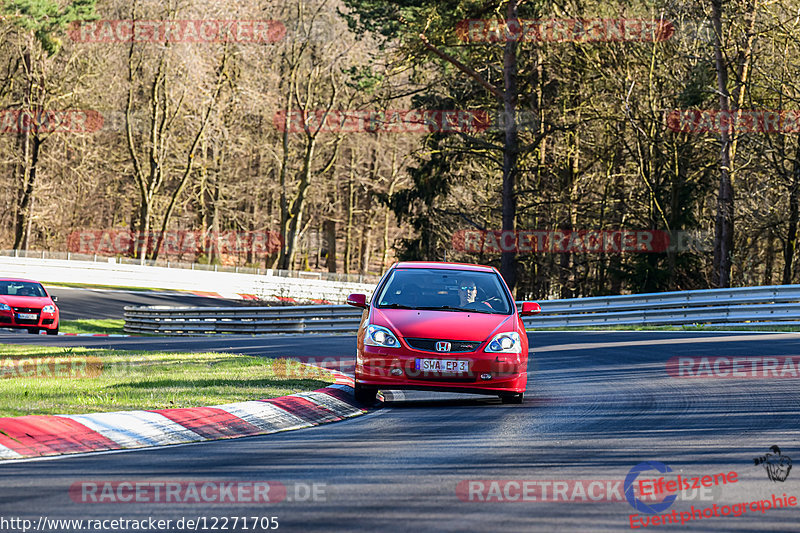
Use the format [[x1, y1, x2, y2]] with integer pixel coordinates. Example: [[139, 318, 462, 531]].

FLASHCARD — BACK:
[[624, 461, 677, 514]]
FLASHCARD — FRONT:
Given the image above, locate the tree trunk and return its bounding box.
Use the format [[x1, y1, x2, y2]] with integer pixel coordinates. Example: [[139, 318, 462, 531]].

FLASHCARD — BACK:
[[783, 141, 800, 284], [344, 152, 355, 274], [324, 219, 337, 273], [763, 228, 774, 286], [136, 199, 152, 263], [13, 133, 41, 250], [211, 181, 221, 264], [13, 41, 35, 251], [500, 0, 521, 294], [361, 225, 372, 275], [282, 136, 316, 269], [711, 0, 734, 288], [277, 69, 295, 269]]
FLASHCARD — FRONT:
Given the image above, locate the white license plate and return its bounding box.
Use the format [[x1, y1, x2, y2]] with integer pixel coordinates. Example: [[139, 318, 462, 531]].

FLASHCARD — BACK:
[[17, 313, 37, 320], [416, 359, 469, 373]]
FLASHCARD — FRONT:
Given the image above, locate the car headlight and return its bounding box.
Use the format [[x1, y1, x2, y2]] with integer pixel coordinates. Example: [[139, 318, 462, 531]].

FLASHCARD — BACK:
[[0, 303, 10, 312], [364, 324, 400, 348], [484, 332, 522, 354], [42, 305, 55, 313]]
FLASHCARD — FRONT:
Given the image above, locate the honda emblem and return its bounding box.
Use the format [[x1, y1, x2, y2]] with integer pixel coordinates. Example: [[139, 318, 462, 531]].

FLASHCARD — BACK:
[[435, 341, 451, 352]]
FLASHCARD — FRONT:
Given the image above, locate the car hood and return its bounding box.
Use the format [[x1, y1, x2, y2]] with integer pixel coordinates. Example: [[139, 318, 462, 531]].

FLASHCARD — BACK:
[[371, 308, 513, 342], [0, 295, 52, 308]]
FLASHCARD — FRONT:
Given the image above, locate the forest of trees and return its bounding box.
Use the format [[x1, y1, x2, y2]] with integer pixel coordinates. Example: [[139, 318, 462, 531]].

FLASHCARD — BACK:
[[1, 0, 799, 300]]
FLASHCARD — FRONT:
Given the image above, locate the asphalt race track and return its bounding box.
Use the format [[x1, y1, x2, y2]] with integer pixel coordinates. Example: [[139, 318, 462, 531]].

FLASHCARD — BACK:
[[45, 287, 252, 320], [1, 329, 798, 532]]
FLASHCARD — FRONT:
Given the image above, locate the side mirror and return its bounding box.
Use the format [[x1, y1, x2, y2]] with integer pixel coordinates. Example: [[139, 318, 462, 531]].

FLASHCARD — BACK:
[[51, 296, 58, 302], [520, 302, 541, 316], [346, 293, 368, 308]]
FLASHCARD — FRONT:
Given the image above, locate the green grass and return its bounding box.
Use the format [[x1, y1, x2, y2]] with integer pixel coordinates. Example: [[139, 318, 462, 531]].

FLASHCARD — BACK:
[[60, 319, 126, 335], [0, 345, 335, 417]]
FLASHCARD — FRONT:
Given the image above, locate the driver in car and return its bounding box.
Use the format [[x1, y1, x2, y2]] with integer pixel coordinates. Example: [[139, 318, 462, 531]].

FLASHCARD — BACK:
[[458, 282, 493, 309], [18, 286, 34, 296]]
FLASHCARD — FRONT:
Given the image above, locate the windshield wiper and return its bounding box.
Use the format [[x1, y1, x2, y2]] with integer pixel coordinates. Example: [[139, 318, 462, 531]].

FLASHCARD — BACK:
[[415, 305, 496, 314], [379, 303, 416, 309]]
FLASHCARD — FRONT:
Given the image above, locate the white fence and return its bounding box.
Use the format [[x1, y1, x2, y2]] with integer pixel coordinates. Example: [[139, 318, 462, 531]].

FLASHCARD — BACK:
[[0, 254, 375, 304]]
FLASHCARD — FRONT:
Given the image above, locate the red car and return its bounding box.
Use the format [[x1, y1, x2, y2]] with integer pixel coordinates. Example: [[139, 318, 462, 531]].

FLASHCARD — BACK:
[[347, 262, 540, 404], [0, 278, 60, 335]]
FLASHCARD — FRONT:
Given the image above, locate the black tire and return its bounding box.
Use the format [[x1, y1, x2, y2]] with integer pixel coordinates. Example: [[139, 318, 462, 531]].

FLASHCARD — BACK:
[[354, 383, 378, 405], [500, 393, 524, 404], [46, 327, 59, 336], [27, 328, 40, 335]]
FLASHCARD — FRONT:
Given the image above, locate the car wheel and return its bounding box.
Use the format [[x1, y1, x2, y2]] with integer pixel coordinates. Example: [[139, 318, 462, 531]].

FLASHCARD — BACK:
[[46, 327, 59, 336], [27, 328, 40, 335], [354, 383, 378, 405], [500, 393, 524, 404]]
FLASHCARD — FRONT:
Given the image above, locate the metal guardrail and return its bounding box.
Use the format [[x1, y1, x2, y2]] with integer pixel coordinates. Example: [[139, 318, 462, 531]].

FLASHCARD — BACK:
[[124, 305, 365, 335], [124, 285, 800, 335]]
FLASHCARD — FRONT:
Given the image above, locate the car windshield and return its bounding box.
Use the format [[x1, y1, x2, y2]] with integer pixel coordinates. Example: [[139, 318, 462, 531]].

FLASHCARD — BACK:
[[0, 281, 47, 297], [375, 268, 512, 314]]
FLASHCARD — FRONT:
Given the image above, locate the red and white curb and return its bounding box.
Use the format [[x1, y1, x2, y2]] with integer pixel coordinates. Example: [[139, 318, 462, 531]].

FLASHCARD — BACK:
[[0, 370, 369, 461]]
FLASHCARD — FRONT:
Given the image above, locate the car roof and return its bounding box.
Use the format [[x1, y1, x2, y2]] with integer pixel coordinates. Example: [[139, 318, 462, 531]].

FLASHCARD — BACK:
[[393, 261, 496, 273], [0, 278, 41, 283]]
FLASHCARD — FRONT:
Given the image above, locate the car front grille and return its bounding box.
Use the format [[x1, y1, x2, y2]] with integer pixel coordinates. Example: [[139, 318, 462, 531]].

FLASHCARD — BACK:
[[404, 338, 481, 353], [12, 307, 40, 324], [408, 374, 476, 382]]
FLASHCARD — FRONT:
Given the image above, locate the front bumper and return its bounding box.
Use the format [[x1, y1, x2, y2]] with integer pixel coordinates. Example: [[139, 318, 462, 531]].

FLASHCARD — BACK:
[[0, 309, 58, 330]]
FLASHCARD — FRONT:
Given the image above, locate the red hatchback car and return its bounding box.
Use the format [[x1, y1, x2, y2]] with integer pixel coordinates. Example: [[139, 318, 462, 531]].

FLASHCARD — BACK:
[[347, 262, 540, 404], [0, 278, 60, 335]]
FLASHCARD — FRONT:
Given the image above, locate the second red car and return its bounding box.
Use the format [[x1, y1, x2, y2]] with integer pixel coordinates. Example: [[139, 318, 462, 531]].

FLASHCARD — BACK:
[[0, 278, 60, 335]]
